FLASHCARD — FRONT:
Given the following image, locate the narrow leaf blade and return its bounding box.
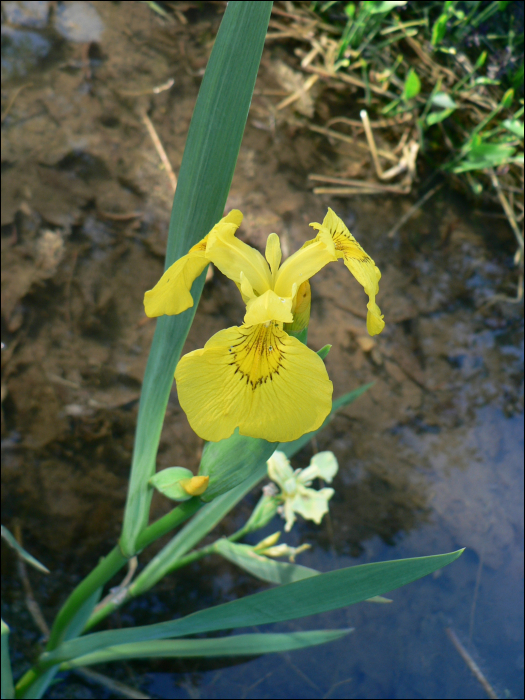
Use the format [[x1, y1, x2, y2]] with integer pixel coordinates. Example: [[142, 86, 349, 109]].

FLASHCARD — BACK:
[[43, 550, 463, 666], [63, 630, 352, 668]]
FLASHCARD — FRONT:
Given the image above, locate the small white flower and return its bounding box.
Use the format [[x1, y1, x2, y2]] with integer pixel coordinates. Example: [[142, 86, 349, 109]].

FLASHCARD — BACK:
[[267, 451, 338, 531]]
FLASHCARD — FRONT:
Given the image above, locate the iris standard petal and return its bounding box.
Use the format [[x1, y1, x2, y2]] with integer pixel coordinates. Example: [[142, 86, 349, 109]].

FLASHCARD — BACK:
[[206, 225, 272, 295], [273, 228, 337, 298], [174, 323, 333, 443], [310, 208, 385, 335], [244, 289, 293, 326], [265, 233, 282, 276], [143, 237, 209, 317]]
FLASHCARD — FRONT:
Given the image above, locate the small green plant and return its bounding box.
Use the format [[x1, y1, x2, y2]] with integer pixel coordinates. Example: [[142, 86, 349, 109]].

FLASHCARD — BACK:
[[2, 4, 463, 699]]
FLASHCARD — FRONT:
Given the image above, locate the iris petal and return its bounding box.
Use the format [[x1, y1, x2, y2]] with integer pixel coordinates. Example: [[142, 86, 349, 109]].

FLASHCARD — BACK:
[[143, 238, 209, 317], [244, 289, 293, 326], [310, 208, 385, 335], [206, 226, 272, 295], [175, 323, 333, 442], [143, 210, 243, 318], [273, 229, 337, 298]]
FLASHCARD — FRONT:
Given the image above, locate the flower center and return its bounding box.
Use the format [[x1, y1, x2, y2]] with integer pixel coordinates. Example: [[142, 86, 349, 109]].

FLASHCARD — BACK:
[[228, 322, 286, 390]]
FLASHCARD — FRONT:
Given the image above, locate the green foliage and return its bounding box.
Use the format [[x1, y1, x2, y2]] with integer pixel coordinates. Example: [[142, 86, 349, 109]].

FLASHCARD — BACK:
[[39, 549, 463, 669], [403, 68, 421, 100], [61, 630, 353, 668]]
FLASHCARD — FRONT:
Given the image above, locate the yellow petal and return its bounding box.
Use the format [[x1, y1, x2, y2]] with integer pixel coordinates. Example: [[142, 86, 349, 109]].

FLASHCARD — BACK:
[[175, 323, 333, 443], [221, 209, 244, 227], [367, 297, 385, 336], [310, 208, 385, 335], [144, 238, 208, 317], [244, 289, 293, 326], [240, 271, 255, 301], [206, 224, 272, 295], [180, 475, 209, 496], [265, 233, 282, 276], [143, 211, 243, 318], [273, 228, 337, 298]]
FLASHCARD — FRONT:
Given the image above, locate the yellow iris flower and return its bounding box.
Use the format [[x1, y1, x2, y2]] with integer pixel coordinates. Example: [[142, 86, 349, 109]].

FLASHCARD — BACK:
[[144, 207, 384, 443]]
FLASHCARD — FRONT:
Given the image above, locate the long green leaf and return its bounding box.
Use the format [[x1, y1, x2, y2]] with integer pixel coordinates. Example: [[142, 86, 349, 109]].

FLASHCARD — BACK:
[[1, 620, 14, 699], [62, 630, 351, 669], [40, 550, 462, 667], [120, 0, 273, 558]]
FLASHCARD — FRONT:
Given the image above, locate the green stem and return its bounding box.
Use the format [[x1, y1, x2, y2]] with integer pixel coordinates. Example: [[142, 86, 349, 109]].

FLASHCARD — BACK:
[[82, 501, 203, 633], [46, 547, 127, 651], [135, 499, 203, 551]]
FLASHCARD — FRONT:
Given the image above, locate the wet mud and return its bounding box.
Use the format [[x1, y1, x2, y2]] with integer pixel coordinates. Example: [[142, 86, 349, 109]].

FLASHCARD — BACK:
[[1, 2, 523, 699]]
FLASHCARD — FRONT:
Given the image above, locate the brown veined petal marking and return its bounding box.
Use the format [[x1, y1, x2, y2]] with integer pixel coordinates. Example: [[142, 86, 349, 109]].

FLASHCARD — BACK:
[[175, 323, 333, 443]]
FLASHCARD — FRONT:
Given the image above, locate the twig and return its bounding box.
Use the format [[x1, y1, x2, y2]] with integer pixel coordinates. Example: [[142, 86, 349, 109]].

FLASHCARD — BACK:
[[119, 77, 175, 97], [1, 83, 33, 123], [13, 524, 50, 639], [360, 110, 385, 178], [387, 183, 444, 238], [326, 113, 413, 130], [303, 64, 397, 99], [309, 174, 410, 193], [306, 123, 398, 162], [276, 74, 319, 111], [72, 668, 151, 699], [469, 538, 485, 647], [488, 169, 524, 260], [446, 627, 499, 700], [142, 112, 177, 193]]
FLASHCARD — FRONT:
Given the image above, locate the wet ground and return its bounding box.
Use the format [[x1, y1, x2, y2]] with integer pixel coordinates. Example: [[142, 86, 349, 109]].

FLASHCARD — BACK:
[[1, 2, 523, 699]]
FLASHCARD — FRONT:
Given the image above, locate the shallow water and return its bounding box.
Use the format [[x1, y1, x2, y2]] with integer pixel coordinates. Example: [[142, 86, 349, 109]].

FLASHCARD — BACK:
[[1, 3, 523, 699]]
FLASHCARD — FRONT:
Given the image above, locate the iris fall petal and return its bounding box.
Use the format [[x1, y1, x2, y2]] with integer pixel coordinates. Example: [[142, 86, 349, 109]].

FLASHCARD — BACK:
[[175, 323, 333, 442]]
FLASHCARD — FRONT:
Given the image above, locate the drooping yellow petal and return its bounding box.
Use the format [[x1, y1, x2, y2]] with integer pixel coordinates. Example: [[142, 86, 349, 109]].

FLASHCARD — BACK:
[[310, 208, 385, 336], [143, 210, 243, 318], [273, 228, 337, 298], [175, 323, 333, 443], [284, 280, 311, 335], [144, 237, 209, 317], [265, 233, 282, 276], [244, 290, 293, 326], [206, 223, 272, 295]]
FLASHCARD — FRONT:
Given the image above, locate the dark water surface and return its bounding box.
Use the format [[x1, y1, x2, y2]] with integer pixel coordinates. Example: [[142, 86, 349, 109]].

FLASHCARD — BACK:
[[1, 3, 523, 699]]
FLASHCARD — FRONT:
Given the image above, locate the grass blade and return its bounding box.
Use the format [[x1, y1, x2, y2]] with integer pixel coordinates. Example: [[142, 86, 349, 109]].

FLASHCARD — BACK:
[[41, 550, 463, 667], [62, 630, 352, 668], [120, 1, 273, 557]]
